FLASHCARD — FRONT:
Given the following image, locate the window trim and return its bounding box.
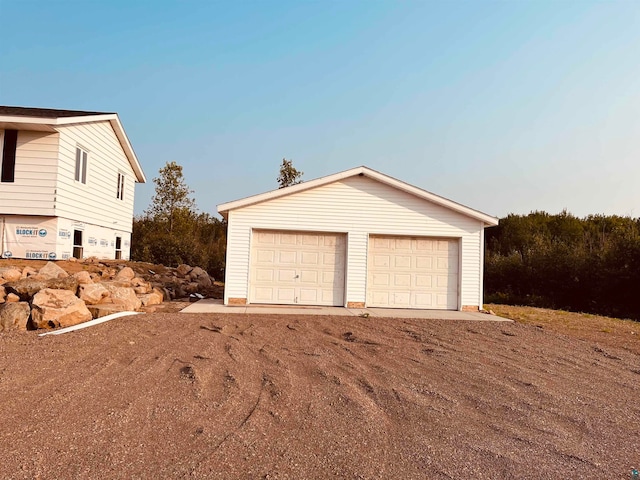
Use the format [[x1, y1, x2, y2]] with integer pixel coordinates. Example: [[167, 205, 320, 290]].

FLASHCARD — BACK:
[[75, 146, 88, 184]]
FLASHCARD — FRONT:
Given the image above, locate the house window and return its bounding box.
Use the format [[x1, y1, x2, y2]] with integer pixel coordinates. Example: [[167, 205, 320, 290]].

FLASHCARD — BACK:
[[1, 129, 18, 183], [117, 172, 125, 200], [75, 147, 88, 184]]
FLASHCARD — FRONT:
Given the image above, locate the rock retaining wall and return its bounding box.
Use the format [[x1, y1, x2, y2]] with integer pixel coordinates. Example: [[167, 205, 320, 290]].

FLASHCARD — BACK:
[[0, 260, 217, 332]]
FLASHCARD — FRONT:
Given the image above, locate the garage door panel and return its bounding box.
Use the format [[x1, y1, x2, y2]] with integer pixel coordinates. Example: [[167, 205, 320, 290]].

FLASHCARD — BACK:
[[299, 270, 318, 283], [394, 238, 411, 250], [250, 230, 346, 306], [391, 292, 410, 306], [373, 255, 390, 267], [277, 288, 296, 302], [415, 256, 432, 269], [414, 292, 434, 308], [254, 287, 274, 302], [299, 288, 319, 303], [394, 256, 411, 268], [368, 235, 459, 310], [256, 250, 275, 263], [275, 269, 294, 282], [280, 234, 297, 245], [323, 253, 342, 266], [255, 268, 274, 282], [301, 252, 318, 264], [372, 273, 390, 287]]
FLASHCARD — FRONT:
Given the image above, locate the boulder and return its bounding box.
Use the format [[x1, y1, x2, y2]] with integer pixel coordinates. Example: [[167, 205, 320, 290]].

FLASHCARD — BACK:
[[0, 302, 30, 332], [21, 267, 38, 278], [5, 276, 78, 301], [31, 289, 92, 329], [6, 293, 19, 303], [115, 266, 136, 281], [37, 261, 69, 280], [184, 282, 201, 295], [86, 303, 129, 319], [78, 283, 111, 305], [189, 267, 212, 288], [131, 277, 151, 294], [102, 283, 142, 311], [139, 288, 164, 307], [0, 268, 22, 283], [73, 271, 93, 284], [176, 264, 192, 277], [0, 286, 5, 303]]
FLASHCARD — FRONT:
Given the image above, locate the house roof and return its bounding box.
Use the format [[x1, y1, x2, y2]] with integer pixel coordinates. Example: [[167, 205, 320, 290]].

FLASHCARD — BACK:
[[0, 105, 146, 183], [218, 165, 499, 226]]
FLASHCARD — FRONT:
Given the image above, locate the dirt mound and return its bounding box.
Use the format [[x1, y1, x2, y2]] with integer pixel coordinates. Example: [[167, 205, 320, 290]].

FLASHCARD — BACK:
[[0, 313, 638, 478]]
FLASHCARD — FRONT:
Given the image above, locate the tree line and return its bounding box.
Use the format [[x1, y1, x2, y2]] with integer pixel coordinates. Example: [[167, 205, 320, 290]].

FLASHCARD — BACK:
[[485, 211, 640, 320]]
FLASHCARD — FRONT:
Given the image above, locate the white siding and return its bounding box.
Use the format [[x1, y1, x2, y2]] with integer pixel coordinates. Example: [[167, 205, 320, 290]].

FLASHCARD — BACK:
[[225, 176, 485, 308], [0, 129, 59, 215], [55, 121, 137, 233]]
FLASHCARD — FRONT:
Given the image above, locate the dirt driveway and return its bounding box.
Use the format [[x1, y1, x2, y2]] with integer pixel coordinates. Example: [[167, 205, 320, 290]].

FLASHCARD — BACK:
[[1, 313, 638, 479]]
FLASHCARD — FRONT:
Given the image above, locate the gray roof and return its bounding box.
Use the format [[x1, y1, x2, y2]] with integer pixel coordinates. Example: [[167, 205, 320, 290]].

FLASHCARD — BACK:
[[0, 106, 114, 118]]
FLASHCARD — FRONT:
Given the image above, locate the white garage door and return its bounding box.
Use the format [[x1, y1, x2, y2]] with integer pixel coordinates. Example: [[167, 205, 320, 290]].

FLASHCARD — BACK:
[[250, 230, 346, 306], [367, 235, 459, 310]]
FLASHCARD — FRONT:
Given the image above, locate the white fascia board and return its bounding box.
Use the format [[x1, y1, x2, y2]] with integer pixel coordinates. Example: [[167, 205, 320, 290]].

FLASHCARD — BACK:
[[108, 117, 146, 183], [218, 165, 498, 226]]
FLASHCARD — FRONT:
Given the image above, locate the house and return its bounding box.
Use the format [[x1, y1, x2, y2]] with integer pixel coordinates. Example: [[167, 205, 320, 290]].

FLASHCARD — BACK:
[[218, 166, 499, 311], [0, 106, 146, 261]]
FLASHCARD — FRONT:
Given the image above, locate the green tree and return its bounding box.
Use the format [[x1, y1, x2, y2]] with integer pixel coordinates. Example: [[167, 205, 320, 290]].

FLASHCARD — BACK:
[[145, 161, 196, 233], [277, 158, 303, 188]]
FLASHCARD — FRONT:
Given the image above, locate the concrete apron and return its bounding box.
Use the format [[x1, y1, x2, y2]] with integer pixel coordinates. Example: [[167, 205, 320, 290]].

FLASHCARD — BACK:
[[180, 299, 511, 322]]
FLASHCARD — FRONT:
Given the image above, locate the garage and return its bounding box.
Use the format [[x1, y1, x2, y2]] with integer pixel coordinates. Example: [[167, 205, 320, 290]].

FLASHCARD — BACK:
[[218, 166, 498, 310], [249, 230, 346, 306], [367, 235, 459, 309]]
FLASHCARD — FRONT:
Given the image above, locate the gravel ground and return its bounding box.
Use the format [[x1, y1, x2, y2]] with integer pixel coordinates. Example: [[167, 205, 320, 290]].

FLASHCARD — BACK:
[[1, 313, 639, 479]]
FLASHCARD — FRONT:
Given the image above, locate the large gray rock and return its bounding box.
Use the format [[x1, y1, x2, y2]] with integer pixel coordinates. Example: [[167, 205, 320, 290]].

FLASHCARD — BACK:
[[37, 262, 69, 280], [189, 267, 212, 288], [78, 283, 110, 305], [5, 277, 79, 302], [0, 302, 30, 332], [31, 289, 92, 329], [0, 268, 22, 283]]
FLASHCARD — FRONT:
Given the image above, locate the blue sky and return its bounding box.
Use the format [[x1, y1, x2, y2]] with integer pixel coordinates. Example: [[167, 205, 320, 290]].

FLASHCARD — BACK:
[[1, 0, 638, 219]]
